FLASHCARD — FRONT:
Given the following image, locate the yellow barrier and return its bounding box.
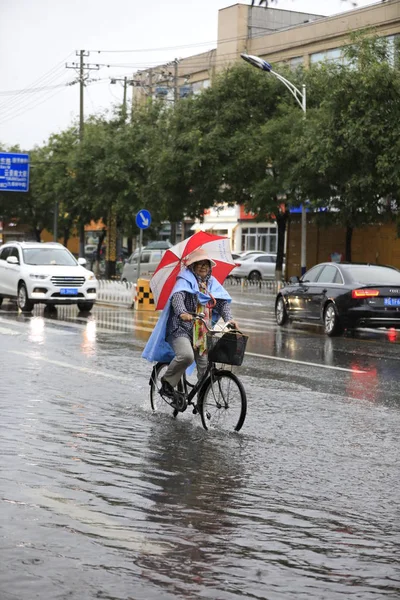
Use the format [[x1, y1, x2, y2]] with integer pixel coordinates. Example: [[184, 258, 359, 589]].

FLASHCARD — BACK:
[[135, 278, 156, 311]]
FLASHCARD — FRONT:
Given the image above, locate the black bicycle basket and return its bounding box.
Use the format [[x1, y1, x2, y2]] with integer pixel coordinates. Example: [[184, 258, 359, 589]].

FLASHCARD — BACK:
[[207, 331, 248, 366]]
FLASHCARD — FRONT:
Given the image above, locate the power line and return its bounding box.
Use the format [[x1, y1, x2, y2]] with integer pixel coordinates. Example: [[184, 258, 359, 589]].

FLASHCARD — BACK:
[[0, 73, 74, 121], [0, 85, 71, 127], [0, 82, 77, 96], [0, 54, 73, 114], [0, 77, 111, 125]]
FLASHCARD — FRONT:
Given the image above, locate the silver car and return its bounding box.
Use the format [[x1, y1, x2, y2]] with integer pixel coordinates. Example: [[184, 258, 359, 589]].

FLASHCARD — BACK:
[[230, 253, 284, 281], [121, 248, 165, 283]]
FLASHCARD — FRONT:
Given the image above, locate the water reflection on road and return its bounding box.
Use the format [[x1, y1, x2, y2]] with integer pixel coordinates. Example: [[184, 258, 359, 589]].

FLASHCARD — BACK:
[[1, 296, 400, 599]]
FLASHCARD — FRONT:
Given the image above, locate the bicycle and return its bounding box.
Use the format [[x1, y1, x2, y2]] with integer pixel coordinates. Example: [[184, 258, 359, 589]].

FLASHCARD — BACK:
[[148, 315, 248, 432]]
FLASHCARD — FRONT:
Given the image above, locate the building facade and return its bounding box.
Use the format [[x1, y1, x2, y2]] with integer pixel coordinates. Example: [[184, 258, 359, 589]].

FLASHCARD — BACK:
[[132, 1, 400, 252]]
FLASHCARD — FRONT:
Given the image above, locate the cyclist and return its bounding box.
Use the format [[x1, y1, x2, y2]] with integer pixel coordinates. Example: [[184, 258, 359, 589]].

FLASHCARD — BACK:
[[142, 248, 237, 404]]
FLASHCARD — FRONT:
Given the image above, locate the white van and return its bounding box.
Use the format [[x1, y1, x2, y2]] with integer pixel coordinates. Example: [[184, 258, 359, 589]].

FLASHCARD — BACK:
[[121, 248, 165, 283]]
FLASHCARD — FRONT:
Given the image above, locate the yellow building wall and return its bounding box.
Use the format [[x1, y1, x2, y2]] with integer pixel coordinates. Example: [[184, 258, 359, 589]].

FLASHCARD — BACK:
[[287, 217, 400, 279]]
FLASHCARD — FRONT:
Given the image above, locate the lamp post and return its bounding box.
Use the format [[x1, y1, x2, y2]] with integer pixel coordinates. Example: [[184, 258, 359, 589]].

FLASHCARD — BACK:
[[241, 53, 307, 275]]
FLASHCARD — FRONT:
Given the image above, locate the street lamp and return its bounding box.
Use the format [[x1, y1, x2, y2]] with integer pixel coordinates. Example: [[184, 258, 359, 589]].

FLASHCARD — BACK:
[[241, 53, 307, 275]]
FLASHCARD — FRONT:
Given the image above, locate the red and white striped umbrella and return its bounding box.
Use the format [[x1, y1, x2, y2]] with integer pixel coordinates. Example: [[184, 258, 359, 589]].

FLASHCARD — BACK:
[[150, 231, 236, 310]]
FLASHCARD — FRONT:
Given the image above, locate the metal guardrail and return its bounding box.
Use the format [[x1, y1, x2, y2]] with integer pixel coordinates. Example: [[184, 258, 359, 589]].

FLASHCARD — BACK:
[[225, 277, 285, 295], [96, 280, 136, 308], [95, 277, 284, 309]]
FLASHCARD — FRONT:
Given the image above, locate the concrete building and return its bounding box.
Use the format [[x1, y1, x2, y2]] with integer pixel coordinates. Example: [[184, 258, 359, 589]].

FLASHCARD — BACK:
[[133, 1, 400, 102], [132, 0, 400, 253]]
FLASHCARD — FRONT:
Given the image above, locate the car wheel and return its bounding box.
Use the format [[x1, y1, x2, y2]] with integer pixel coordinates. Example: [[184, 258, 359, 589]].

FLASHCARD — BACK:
[[77, 302, 94, 312], [17, 283, 34, 312], [323, 302, 343, 337], [275, 296, 288, 326], [248, 270, 261, 282]]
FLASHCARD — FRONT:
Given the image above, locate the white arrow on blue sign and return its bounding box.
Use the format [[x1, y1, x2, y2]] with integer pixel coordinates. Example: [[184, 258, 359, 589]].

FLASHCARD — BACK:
[[136, 209, 152, 230]]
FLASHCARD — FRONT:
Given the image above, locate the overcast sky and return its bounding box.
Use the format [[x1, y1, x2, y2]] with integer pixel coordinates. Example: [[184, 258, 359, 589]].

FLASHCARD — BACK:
[[0, 0, 380, 150]]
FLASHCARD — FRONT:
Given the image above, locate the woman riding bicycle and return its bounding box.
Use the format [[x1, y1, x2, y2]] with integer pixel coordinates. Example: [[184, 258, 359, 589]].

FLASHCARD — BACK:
[[142, 248, 237, 404]]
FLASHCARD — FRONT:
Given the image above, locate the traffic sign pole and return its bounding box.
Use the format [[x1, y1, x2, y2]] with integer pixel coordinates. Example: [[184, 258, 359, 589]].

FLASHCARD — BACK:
[[137, 229, 143, 281], [135, 210, 152, 282]]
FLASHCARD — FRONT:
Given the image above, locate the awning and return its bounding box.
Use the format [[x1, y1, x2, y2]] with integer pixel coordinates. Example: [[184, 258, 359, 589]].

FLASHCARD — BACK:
[[190, 223, 213, 231], [190, 222, 237, 234], [209, 222, 237, 232]]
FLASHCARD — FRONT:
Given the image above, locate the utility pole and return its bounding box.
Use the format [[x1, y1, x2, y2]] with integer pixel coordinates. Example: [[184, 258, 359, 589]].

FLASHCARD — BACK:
[[110, 76, 136, 121], [173, 58, 179, 105], [108, 75, 138, 277], [148, 69, 153, 100], [53, 201, 59, 242], [170, 58, 180, 244], [66, 51, 99, 258]]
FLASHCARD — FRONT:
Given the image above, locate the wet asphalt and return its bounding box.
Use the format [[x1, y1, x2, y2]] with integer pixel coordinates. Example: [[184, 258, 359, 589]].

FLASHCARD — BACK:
[[1, 287, 399, 599]]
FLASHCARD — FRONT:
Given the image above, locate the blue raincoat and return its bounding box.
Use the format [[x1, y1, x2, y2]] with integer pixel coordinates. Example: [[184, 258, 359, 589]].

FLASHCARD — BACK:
[[142, 269, 231, 363]]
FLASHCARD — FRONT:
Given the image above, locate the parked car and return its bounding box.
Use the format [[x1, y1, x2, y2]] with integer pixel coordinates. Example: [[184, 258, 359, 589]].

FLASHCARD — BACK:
[[275, 262, 400, 336], [230, 253, 284, 281], [0, 241, 97, 312], [237, 250, 270, 258], [146, 241, 172, 250], [121, 247, 165, 283]]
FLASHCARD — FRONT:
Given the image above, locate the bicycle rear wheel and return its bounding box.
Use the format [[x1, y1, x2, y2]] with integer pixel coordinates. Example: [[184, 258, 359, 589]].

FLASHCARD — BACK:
[[198, 370, 247, 432], [149, 362, 185, 415]]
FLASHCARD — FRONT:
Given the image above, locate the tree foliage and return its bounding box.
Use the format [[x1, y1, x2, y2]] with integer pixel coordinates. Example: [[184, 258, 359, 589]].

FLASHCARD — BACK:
[[2, 31, 400, 274], [295, 35, 400, 260]]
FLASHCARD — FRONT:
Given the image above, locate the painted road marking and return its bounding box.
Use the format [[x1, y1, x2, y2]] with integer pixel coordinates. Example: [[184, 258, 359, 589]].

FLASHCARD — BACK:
[[246, 351, 367, 373], [9, 350, 133, 382], [8, 347, 366, 380]]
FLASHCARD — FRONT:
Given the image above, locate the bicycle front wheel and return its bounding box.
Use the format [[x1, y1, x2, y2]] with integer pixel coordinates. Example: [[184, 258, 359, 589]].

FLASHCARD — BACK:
[[198, 370, 247, 432]]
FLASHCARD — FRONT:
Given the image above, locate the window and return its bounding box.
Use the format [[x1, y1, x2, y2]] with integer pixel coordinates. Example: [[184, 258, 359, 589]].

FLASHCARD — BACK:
[[387, 34, 400, 67], [289, 56, 304, 69], [0, 247, 11, 261], [150, 251, 163, 262], [9, 247, 20, 263], [302, 265, 323, 283], [348, 266, 400, 285], [311, 47, 345, 66], [241, 226, 277, 253], [317, 265, 341, 284], [138, 252, 150, 264], [255, 255, 274, 263], [23, 247, 77, 266]]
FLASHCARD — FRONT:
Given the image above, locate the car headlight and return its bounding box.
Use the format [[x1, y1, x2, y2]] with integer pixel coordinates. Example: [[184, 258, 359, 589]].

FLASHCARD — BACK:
[[86, 273, 97, 281], [29, 274, 49, 280]]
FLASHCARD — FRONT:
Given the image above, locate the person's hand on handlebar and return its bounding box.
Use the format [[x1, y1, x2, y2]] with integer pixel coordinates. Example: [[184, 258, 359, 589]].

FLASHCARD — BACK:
[[180, 313, 194, 322], [227, 320, 238, 330]]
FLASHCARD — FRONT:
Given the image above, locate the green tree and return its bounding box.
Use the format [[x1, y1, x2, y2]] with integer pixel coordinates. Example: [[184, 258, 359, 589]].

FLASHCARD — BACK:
[[295, 35, 400, 260], [177, 64, 301, 278], [0, 144, 54, 241]]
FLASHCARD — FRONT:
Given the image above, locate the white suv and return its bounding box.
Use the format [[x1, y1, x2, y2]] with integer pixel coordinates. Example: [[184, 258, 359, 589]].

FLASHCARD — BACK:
[[0, 241, 97, 312]]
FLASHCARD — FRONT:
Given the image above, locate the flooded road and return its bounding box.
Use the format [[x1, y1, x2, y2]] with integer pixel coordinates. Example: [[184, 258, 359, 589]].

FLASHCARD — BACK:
[[1, 292, 400, 599]]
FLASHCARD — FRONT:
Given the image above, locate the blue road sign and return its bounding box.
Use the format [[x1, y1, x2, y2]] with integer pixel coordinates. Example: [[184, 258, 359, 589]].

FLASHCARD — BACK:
[[0, 152, 30, 192], [136, 209, 152, 230]]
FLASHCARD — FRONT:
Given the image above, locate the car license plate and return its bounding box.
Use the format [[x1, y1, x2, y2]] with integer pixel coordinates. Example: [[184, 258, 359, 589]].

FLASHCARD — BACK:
[[384, 297, 400, 307], [60, 288, 78, 296]]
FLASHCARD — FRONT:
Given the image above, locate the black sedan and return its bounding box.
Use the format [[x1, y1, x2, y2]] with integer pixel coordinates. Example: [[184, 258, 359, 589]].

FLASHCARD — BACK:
[[275, 262, 400, 336]]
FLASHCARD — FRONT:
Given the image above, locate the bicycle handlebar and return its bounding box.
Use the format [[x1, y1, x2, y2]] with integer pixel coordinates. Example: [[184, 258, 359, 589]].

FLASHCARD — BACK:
[[186, 312, 239, 334]]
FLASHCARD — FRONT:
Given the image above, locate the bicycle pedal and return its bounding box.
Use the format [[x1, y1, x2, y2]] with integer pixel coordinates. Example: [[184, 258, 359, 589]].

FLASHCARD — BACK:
[[192, 406, 198, 415]]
